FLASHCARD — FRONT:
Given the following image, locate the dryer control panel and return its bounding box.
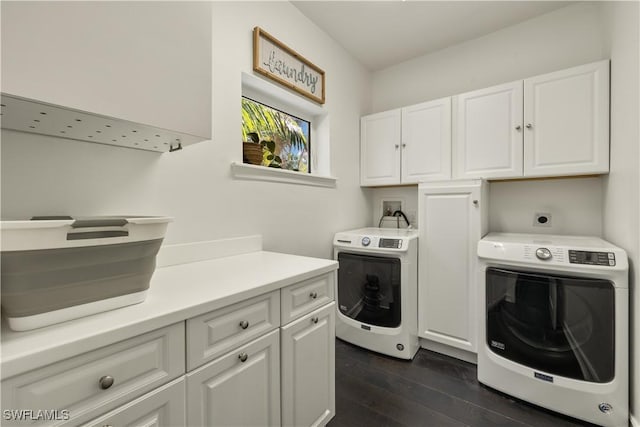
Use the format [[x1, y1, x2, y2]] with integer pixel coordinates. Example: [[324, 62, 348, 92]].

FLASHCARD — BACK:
[[569, 250, 616, 266]]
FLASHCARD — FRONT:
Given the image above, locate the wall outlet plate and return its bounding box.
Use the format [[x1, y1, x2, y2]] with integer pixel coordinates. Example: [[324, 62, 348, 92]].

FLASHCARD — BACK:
[[533, 212, 552, 227]]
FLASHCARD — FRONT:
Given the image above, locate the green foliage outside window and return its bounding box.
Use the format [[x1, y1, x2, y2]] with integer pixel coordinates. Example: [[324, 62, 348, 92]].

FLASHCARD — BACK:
[[241, 97, 310, 172]]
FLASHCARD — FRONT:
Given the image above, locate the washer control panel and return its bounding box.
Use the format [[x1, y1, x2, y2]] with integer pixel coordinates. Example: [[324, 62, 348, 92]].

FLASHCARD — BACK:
[[379, 238, 402, 249], [569, 250, 616, 266]]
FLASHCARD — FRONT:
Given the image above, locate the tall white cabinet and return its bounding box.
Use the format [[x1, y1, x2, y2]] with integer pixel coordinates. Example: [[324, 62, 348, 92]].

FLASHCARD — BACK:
[[361, 98, 452, 186], [418, 180, 488, 354], [453, 60, 609, 180]]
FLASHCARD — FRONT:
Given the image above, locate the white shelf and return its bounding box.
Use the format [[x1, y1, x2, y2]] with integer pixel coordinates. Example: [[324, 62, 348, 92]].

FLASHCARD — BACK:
[[0, 93, 209, 153], [231, 162, 336, 188]]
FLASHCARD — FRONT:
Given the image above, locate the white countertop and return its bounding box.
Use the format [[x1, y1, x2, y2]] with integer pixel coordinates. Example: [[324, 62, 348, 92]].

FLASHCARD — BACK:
[[1, 250, 338, 378]]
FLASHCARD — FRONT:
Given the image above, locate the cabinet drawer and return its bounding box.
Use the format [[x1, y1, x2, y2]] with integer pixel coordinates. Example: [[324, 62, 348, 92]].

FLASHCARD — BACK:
[[281, 273, 334, 324], [81, 377, 185, 427], [1, 323, 185, 426], [187, 290, 280, 370]]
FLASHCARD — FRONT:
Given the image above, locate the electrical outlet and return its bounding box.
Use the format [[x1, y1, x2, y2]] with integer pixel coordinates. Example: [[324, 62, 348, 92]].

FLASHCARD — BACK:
[[533, 212, 552, 227]]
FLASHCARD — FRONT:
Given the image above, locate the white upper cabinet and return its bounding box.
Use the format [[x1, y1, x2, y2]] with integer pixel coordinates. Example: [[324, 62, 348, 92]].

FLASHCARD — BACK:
[[401, 98, 452, 183], [523, 60, 610, 177], [453, 81, 524, 179], [453, 60, 609, 180], [360, 109, 402, 186], [361, 98, 452, 187]]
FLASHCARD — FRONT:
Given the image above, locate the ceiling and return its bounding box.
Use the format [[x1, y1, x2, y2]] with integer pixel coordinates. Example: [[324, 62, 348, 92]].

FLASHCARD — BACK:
[[292, 1, 571, 71]]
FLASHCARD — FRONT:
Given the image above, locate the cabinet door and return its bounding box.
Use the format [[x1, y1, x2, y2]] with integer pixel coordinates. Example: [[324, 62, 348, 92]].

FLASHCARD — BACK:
[[360, 109, 401, 186], [524, 60, 609, 177], [453, 81, 523, 179], [281, 303, 335, 427], [401, 98, 452, 183], [81, 378, 185, 427], [186, 330, 280, 427], [418, 181, 486, 353]]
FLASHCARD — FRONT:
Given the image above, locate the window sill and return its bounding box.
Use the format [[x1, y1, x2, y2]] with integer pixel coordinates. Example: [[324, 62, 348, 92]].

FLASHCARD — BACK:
[[231, 162, 337, 188]]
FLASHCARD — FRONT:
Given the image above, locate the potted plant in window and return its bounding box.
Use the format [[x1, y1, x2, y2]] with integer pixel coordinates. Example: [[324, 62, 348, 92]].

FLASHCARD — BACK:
[[242, 132, 264, 166]]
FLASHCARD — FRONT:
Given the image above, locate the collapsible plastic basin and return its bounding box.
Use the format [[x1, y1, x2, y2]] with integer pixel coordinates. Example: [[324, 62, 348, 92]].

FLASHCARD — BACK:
[[0, 216, 172, 331]]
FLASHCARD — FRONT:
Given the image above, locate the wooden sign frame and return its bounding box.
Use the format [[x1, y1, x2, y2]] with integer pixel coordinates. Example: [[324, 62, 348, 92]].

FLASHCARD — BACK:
[[253, 27, 325, 105]]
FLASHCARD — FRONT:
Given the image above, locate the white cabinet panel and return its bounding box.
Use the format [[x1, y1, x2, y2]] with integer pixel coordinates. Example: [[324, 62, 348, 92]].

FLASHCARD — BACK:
[[453, 81, 523, 179], [360, 109, 402, 186], [401, 98, 452, 183], [82, 378, 186, 427], [186, 330, 280, 427], [281, 303, 335, 427], [418, 181, 487, 353], [524, 60, 609, 176]]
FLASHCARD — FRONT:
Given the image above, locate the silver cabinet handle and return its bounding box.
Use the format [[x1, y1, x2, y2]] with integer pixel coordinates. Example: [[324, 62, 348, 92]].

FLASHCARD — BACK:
[[239, 320, 249, 330], [99, 375, 114, 390], [311, 317, 319, 324], [310, 291, 318, 299], [238, 352, 248, 363], [526, 123, 533, 129], [515, 125, 522, 131]]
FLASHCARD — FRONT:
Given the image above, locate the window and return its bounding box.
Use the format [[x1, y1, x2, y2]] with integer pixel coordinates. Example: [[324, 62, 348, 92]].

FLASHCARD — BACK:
[[241, 96, 310, 173]]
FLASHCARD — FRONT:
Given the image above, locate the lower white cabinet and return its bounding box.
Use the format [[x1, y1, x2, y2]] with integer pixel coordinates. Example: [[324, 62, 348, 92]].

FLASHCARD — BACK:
[[1, 272, 336, 427], [418, 180, 488, 354], [186, 329, 281, 427], [82, 377, 186, 427], [281, 303, 335, 427]]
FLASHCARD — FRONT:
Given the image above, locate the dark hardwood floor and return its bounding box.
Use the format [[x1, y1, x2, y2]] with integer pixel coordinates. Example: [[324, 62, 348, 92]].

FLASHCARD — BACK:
[[328, 339, 594, 427]]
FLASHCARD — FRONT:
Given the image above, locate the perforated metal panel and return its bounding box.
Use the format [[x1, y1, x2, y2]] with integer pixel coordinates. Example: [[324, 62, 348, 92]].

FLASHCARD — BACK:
[[0, 93, 207, 153]]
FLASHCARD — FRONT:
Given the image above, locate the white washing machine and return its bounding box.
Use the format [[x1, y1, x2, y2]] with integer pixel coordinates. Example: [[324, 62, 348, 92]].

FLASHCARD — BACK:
[[333, 227, 419, 360], [477, 233, 629, 427]]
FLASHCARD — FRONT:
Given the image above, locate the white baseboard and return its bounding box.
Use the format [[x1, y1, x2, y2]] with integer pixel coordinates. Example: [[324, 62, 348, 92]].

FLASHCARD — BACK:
[[630, 414, 639, 427], [419, 338, 478, 364], [156, 235, 262, 267]]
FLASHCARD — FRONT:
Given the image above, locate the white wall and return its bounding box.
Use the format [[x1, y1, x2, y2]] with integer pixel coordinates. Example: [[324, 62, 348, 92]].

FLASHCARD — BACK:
[[368, 2, 607, 238], [371, 2, 606, 112], [600, 2, 640, 424], [0, 1, 372, 259]]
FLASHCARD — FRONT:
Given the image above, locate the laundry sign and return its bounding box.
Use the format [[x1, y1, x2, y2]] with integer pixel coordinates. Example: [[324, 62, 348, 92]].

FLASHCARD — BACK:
[[253, 27, 326, 104]]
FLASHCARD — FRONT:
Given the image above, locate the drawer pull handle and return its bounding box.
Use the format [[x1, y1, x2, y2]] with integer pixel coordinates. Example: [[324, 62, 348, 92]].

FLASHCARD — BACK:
[[239, 320, 249, 329], [238, 352, 248, 363], [99, 375, 114, 390], [310, 292, 318, 299], [311, 317, 319, 324]]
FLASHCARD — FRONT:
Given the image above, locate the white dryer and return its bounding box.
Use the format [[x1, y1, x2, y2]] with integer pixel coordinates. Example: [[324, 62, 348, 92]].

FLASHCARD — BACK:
[[477, 233, 628, 427], [333, 228, 419, 360]]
